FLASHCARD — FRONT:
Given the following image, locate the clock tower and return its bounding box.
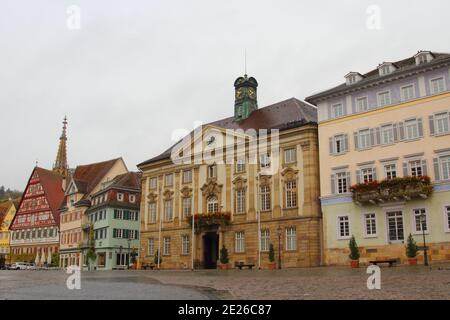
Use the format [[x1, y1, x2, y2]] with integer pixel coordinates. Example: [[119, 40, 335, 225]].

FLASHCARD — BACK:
[[234, 74, 258, 121]]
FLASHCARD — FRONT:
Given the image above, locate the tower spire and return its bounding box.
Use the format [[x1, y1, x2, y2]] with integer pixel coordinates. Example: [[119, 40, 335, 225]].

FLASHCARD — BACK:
[[53, 116, 69, 178]]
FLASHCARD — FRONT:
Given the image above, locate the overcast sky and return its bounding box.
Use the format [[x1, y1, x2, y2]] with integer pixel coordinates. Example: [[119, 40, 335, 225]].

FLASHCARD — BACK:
[[1, 0, 450, 190]]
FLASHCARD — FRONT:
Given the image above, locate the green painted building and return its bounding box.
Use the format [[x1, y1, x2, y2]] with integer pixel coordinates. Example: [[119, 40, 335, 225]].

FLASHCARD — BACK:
[[86, 172, 141, 270]]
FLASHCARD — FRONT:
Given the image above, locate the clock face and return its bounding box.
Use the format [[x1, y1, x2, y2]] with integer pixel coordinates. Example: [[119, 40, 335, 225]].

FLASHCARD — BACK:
[[236, 88, 244, 99], [248, 87, 256, 99]]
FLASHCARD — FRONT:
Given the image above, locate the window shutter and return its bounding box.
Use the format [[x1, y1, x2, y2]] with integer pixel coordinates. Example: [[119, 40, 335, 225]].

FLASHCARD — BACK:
[[393, 123, 398, 142], [403, 162, 408, 177], [330, 174, 336, 194], [429, 115, 435, 135], [352, 101, 356, 114], [375, 127, 381, 145], [373, 167, 377, 181], [370, 128, 376, 147], [398, 122, 405, 140], [344, 134, 349, 152], [328, 105, 332, 119], [421, 159, 428, 177], [433, 158, 441, 181], [353, 132, 359, 150], [356, 170, 361, 184], [329, 137, 334, 155], [342, 104, 347, 116], [417, 118, 424, 137]]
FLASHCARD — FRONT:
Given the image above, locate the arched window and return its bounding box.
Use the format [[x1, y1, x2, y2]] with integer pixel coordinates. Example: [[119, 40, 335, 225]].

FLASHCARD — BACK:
[[207, 196, 219, 213]]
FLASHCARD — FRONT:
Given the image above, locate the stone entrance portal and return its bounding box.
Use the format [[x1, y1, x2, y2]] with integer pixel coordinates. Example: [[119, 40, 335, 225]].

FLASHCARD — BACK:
[[202, 231, 219, 269]]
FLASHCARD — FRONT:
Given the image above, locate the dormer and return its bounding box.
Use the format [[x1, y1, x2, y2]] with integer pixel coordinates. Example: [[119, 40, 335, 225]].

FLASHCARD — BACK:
[[345, 72, 363, 85], [414, 51, 434, 65], [378, 62, 396, 76]]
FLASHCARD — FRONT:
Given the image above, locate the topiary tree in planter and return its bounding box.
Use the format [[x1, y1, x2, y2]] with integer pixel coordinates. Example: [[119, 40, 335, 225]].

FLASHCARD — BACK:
[[348, 235, 360, 268], [268, 243, 276, 270], [218, 245, 230, 269], [154, 249, 162, 266], [406, 233, 419, 265]]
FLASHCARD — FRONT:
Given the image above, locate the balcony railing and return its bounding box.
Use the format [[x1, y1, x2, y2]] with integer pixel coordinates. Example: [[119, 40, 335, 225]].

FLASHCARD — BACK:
[[351, 176, 433, 205], [186, 212, 231, 231]]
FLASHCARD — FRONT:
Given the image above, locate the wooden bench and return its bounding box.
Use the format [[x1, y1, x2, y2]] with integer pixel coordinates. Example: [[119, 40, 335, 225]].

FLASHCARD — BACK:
[[235, 261, 255, 270], [369, 259, 399, 267], [142, 263, 156, 270]]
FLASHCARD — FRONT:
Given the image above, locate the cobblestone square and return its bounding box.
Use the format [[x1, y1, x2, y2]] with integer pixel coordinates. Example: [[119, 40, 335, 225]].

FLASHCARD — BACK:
[[1, 264, 450, 300]]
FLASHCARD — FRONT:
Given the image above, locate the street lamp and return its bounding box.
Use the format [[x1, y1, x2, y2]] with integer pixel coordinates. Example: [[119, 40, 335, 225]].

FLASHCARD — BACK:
[[276, 225, 282, 270], [420, 212, 429, 266]]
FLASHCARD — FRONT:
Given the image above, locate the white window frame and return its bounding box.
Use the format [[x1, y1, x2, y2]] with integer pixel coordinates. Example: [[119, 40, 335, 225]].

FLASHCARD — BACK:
[[430, 76, 446, 95], [182, 170, 192, 184], [285, 180, 297, 208], [260, 185, 271, 211], [356, 96, 369, 112], [163, 237, 171, 256], [235, 189, 246, 214], [409, 159, 423, 177], [385, 210, 405, 243], [164, 174, 174, 187], [381, 124, 394, 145], [182, 197, 192, 217], [377, 90, 391, 107], [129, 194, 136, 203], [235, 159, 246, 173], [443, 205, 450, 233], [260, 153, 271, 169], [260, 229, 270, 252], [333, 134, 347, 154], [235, 231, 245, 253], [404, 118, 419, 140], [117, 193, 124, 202], [440, 155, 450, 180], [148, 238, 154, 256], [361, 168, 374, 183], [358, 129, 371, 150], [331, 103, 344, 118], [181, 235, 189, 255], [400, 84, 415, 102], [363, 213, 377, 238], [149, 177, 157, 189], [284, 148, 297, 164], [336, 171, 349, 194], [384, 163, 397, 180], [148, 202, 156, 223], [207, 196, 219, 213], [163, 199, 173, 221], [337, 215, 351, 240], [412, 208, 429, 235], [285, 226, 297, 251], [434, 112, 450, 135]]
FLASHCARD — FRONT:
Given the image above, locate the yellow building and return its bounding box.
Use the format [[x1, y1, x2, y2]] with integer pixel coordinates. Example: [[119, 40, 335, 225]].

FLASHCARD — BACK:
[[306, 51, 450, 265], [138, 75, 322, 269], [0, 200, 18, 263]]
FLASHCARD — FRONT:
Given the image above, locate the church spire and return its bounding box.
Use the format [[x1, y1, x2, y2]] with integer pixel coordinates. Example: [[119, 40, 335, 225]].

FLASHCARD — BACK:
[[53, 116, 69, 178]]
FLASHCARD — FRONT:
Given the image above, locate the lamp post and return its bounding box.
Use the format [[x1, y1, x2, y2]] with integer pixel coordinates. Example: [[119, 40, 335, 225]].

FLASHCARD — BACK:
[[277, 225, 282, 270], [420, 212, 429, 266]]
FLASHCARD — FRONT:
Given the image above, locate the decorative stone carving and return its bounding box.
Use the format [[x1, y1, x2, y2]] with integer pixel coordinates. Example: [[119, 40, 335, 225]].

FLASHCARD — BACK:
[[258, 175, 271, 187], [180, 186, 193, 198], [201, 179, 223, 197], [281, 167, 299, 181], [163, 189, 174, 200], [147, 192, 158, 203], [232, 176, 247, 190]]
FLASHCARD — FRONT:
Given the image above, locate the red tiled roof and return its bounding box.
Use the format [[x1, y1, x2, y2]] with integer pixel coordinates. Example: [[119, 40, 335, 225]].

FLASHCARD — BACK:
[[12, 167, 65, 228], [72, 158, 121, 195], [0, 206, 8, 225], [35, 167, 65, 225]]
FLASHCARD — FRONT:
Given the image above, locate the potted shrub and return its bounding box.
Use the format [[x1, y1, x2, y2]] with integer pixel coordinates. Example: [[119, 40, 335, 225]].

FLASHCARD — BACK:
[[130, 249, 138, 270], [154, 250, 162, 269], [218, 245, 230, 270], [348, 235, 360, 268], [406, 233, 419, 265], [267, 243, 276, 270]]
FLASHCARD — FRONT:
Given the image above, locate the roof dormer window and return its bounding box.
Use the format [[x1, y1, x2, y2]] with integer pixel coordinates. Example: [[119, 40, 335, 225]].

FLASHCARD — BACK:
[[378, 63, 396, 76], [345, 72, 363, 86], [415, 51, 433, 65]]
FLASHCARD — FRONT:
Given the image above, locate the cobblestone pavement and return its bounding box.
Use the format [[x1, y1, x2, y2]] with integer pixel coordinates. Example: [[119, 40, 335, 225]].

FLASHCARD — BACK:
[[1, 264, 450, 299], [142, 264, 450, 300]]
